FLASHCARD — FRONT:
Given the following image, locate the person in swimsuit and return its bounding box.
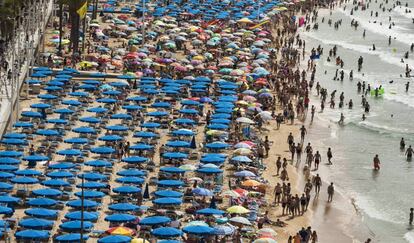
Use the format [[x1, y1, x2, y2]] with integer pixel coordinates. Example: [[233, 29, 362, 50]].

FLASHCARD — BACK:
[[373, 154, 381, 170], [406, 145, 413, 161]]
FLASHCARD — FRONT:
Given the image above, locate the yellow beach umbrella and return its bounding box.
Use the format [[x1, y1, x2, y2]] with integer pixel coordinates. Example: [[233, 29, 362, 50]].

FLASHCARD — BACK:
[[227, 205, 250, 214], [108, 226, 135, 236], [234, 148, 252, 155], [237, 18, 253, 24], [241, 179, 261, 187]]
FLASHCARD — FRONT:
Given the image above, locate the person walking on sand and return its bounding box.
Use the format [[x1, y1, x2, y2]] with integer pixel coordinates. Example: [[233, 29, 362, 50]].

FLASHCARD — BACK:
[[327, 148, 333, 165], [313, 174, 322, 194], [373, 154, 381, 170], [276, 156, 282, 175], [300, 125, 307, 142], [410, 208, 414, 225], [327, 182, 335, 202]]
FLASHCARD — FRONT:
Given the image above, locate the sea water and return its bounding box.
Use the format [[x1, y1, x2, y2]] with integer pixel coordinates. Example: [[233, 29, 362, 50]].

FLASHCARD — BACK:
[[299, 1, 414, 242]]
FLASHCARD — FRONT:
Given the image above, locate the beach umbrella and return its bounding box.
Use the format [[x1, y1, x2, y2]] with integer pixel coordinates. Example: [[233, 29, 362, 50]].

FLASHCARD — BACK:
[[22, 111, 43, 118], [113, 186, 141, 194], [123, 105, 143, 111], [79, 116, 101, 123], [4, 133, 26, 139], [140, 122, 161, 128], [38, 94, 58, 100], [160, 167, 186, 174], [213, 225, 235, 235], [64, 137, 89, 145], [22, 154, 48, 162], [134, 131, 158, 138], [154, 190, 183, 198], [0, 171, 15, 178], [55, 233, 90, 242], [77, 181, 107, 189], [32, 188, 63, 197], [196, 208, 225, 215], [171, 129, 194, 136], [15, 230, 49, 240], [139, 216, 171, 226], [152, 227, 182, 238], [67, 199, 100, 208], [105, 213, 137, 223], [48, 162, 76, 170], [62, 100, 82, 106], [59, 220, 93, 231], [73, 126, 96, 134], [87, 107, 108, 113], [98, 135, 123, 142], [19, 218, 53, 229], [69, 92, 89, 97], [234, 170, 256, 177], [85, 160, 112, 168], [0, 138, 28, 146], [182, 225, 214, 235], [27, 198, 57, 207], [78, 172, 107, 181], [226, 205, 250, 214], [205, 142, 229, 149], [54, 108, 75, 114], [47, 119, 69, 125], [47, 170, 74, 178], [15, 169, 41, 176], [25, 208, 58, 218], [151, 102, 171, 108], [0, 195, 19, 204], [229, 216, 252, 225], [116, 177, 144, 185], [11, 177, 39, 184], [91, 146, 115, 154], [74, 190, 105, 199], [241, 179, 261, 187], [109, 203, 140, 212], [65, 211, 99, 221], [106, 125, 129, 131], [192, 188, 213, 196], [174, 118, 196, 125], [56, 149, 82, 156], [257, 228, 278, 237], [162, 152, 187, 159], [157, 180, 184, 187], [196, 167, 223, 174], [129, 144, 153, 151], [107, 226, 135, 236], [0, 182, 13, 190], [236, 117, 255, 124], [117, 169, 145, 177], [98, 235, 132, 243], [111, 113, 132, 120], [153, 197, 182, 206], [166, 140, 190, 148], [42, 179, 70, 187]]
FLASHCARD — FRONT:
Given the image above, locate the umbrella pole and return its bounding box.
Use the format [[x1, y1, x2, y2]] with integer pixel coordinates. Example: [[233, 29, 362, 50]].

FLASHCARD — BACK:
[[80, 171, 84, 243]]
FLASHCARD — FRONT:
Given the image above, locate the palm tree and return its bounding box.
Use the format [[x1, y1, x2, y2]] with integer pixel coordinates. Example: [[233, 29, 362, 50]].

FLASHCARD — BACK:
[[59, 0, 86, 57]]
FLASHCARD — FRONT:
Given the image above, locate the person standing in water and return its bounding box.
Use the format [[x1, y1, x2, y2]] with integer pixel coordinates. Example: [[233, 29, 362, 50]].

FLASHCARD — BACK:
[[410, 208, 414, 225], [327, 148, 333, 165], [327, 182, 334, 202], [400, 138, 406, 150], [406, 145, 413, 161], [373, 154, 381, 170]]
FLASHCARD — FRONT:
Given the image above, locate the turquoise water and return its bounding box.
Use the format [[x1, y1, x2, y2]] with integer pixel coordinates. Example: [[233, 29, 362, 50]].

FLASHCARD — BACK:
[[300, 1, 414, 242]]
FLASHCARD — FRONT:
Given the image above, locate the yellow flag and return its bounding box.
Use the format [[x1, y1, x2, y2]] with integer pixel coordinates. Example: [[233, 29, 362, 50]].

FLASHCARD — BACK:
[[77, 1, 88, 19]]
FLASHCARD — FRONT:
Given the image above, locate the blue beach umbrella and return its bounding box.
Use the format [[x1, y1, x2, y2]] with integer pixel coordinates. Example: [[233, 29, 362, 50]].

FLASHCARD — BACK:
[[15, 230, 49, 240], [0, 151, 23, 157], [140, 122, 161, 128], [3, 133, 26, 139], [64, 137, 89, 145], [192, 188, 213, 196], [66, 199, 100, 208], [133, 131, 158, 138], [113, 186, 141, 194], [11, 177, 39, 184], [0, 195, 19, 204], [152, 227, 182, 238], [36, 129, 60, 136], [196, 167, 223, 174], [73, 126, 96, 134], [129, 143, 153, 151], [65, 211, 99, 221], [196, 208, 225, 215], [171, 129, 194, 136], [98, 235, 131, 243], [153, 197, 182, 205], [139, 216, 171, 226], [162, 152, 187, 159], [87, 107, 108, 113], [76, 181, 107, 189], [47, 119, 69, 125], [13, 122, 34, 128], [15, 169, 41, 176], [0, 138, 27, 146], [182, 225, 214, 235], [19, 218, 53, 229], [154, 190, 183, 198], [79, 116, 101, 123], [160, 167, 186, 174], [27, 198, 57, 207], [32, 188, 63, 197], [47, 170, 74, 178], [90, 146, 115, 154], [115, 177, 144, 185], [0, 172, 15, 178], [105, 125, 128, 131], [57, 149, 82, 156], [98, 135, 123, 142], [157, 180, 184, 187], [41, 179, 70, 187], [108, 203, 140, 212], [166, 140, 190, 148], [84, 160, 112, 168], [117, 169, 145, 177], [78, 172, 107, 181], [59, 220, 93, 231], [48, 162, 75, 170], [121, 156, 148, 164], [22, 154, 48, 162], [0, 182, 13, 190], [55, 233, 90, 242], [25, 208, 58, 218]]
